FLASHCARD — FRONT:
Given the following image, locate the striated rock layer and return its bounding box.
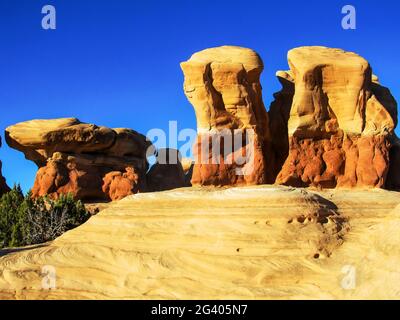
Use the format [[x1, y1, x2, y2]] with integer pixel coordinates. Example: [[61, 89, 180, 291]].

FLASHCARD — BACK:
[[181, 46, 273, 187], [0, 186, 400, 299], [272, 46, 399, 189], [5, 119, 152, 201], [0, 137, 10, 195]]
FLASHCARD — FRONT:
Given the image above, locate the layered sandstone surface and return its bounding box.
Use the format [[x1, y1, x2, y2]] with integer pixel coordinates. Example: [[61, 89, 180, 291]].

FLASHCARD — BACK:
[[0, 137, 10, 195], [181, 46, 273, 186], [273, 46, 399, 189], [0, 186, 400, 299], [5, 119, 152, 201]]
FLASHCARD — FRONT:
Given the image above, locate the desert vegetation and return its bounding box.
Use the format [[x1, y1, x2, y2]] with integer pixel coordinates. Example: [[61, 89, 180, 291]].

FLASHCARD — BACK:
[[0, 185, 91, 249]]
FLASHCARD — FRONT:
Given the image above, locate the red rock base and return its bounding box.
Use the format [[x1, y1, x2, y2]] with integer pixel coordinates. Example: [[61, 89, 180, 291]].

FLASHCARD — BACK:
[[276, 133, 390, 188], [191, 132, 268, 186], [32, 157, 145, 201]]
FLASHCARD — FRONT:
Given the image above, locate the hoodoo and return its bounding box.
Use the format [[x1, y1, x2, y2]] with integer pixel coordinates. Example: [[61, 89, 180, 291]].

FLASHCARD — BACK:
[[181, 46, 274, 187], [270, 46, 398, 189], [5, 118, 152, 201]]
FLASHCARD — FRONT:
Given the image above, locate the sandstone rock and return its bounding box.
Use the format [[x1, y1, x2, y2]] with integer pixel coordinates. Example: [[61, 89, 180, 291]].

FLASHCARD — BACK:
[[181, 157, 194, 174], [6, 119, 152, 201], [107, 128, 151, 159], [181, 46, 273, 186], [0, 137, 10, 195], [103, 167, 143, 201], [1, 186, 400, 299], [147, 148, 187, 192], [181, 157, 194, 186], [5, 118, 116, 167], [274, 46, 398, 188]]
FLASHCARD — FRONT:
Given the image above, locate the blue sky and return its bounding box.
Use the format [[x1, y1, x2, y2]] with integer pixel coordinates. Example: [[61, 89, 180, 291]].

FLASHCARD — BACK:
[[0, 0, 399, 192]]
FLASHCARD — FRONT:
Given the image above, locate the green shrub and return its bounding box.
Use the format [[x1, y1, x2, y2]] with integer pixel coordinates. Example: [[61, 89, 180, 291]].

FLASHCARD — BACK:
[[0, 185, 91, 249]]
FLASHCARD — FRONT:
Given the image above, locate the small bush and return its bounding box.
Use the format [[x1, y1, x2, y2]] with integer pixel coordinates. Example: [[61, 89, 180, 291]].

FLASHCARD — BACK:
[[0, 185, 91, 249]]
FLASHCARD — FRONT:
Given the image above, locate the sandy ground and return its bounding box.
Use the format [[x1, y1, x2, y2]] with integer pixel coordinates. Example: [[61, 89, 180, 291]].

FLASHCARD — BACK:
[[0, 185, 399, 299]]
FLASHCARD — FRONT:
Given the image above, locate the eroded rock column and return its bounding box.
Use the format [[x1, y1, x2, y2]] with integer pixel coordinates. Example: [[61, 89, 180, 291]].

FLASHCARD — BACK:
[[273, 46, 398, 188], [181, 46, 273, 186]]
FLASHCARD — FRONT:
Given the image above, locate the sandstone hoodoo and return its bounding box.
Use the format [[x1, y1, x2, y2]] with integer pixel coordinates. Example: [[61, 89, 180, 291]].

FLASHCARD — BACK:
[[4, 46, 400, 199], [181, 46, 274, 187], [182, 45, 399, 189], [147, 148, 188, 192], [5, 118, 152, 201], [0, 137, 10, 195], [272, 46, 399, 189]]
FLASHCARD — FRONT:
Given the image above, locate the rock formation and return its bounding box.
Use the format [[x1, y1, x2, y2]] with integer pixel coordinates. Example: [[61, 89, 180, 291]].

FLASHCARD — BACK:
[[181, 157, 194, 174], [0, 137, 10, 195], [272, 46, 398, 189], [181, 46, 274, 186], [181, 157, 194, 186], [5, 118, 152, 201], [4, 46, 400, 197], [2, 186, 400, 299], [147, 148, 188, 192]]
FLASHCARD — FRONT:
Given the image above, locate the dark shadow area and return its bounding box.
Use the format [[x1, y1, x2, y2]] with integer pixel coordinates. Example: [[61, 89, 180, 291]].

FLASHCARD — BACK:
[[0, 243, 48, 258], [268, 76, 294, 179], [371, 82, 398, 128]]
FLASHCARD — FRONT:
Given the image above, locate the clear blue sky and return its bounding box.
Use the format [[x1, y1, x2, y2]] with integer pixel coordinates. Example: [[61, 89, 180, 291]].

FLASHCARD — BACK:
[[1, 0, 399, 192]]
